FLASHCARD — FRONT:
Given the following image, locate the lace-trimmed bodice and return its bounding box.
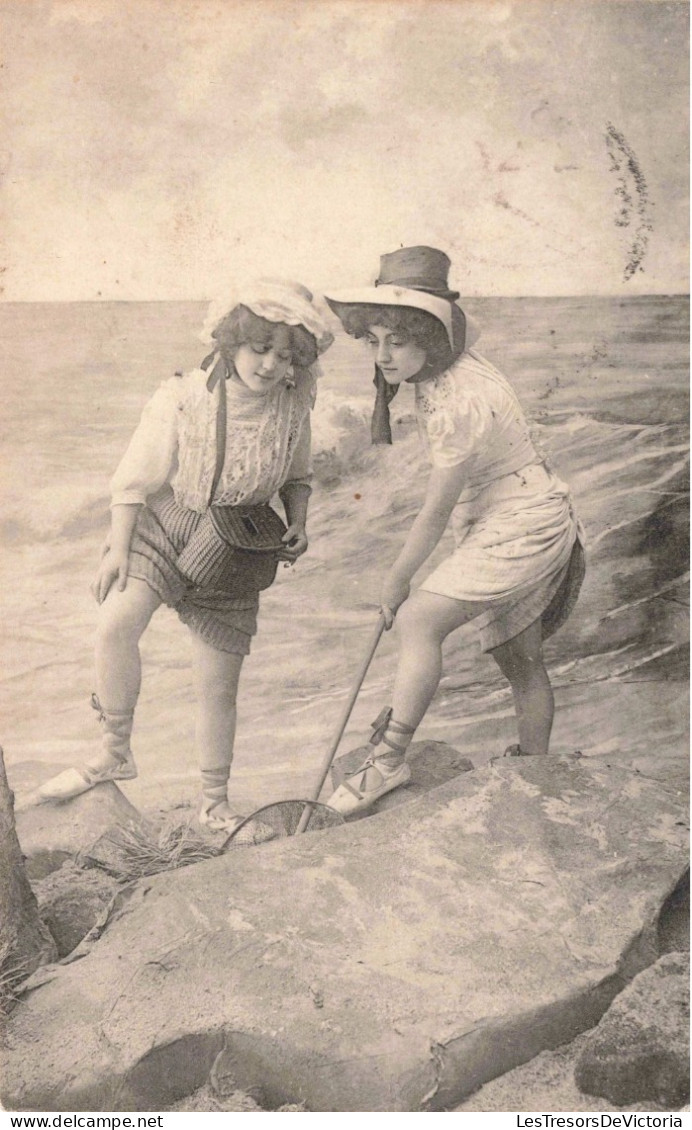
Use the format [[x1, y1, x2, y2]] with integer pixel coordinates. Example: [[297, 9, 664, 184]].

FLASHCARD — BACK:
[[210, 377, 309, 506], [110, 368, 314, 513]]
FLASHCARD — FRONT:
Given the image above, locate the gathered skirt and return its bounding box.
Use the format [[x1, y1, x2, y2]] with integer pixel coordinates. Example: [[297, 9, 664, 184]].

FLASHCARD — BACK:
[[419, 462, 585, 651], [127, 487, 260, 655]]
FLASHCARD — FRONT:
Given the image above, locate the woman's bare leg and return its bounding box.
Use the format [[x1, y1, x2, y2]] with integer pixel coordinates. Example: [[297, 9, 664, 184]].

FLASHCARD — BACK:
[[490, 617, 553, 754], [36, 578, 161, 794], [327, 591, 486, 813], [391, 590, 485, 730], [95, 577, 162, 712]]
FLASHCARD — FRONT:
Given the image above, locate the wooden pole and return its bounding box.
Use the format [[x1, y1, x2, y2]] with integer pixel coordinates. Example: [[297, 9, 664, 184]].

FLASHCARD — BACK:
[[296, 615, 386, 834]]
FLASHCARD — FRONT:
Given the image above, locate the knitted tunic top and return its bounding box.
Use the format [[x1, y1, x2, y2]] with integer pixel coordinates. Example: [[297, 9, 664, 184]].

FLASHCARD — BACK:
[[110, 367, 314, 514]]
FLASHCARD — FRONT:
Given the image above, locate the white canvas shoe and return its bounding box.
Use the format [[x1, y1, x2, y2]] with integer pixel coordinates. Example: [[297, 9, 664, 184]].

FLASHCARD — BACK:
[[36, 752, 137, 801], [327, 756, 411, 816]]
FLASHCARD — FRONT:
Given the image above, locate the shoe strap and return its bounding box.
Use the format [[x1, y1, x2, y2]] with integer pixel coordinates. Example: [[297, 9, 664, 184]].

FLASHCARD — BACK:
[[369, 709, 415, 747], [379, 734, 409, 756], [339, 754, 405, 800], [379, 716, 416, 756], [79, 764, 111, 784], [91, 694, 106, 722], [201, 787, 228, 802], [369, 707, 393, 745], [338, 757, 379, 801], [387, 718, 416, 735], [91, 693, 134, 722], [338, 777, 367, 801]]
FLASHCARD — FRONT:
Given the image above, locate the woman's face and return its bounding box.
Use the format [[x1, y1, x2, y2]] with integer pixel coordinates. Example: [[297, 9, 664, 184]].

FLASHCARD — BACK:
[[232, 326, 293, 394], [364, 324, 427, 384]]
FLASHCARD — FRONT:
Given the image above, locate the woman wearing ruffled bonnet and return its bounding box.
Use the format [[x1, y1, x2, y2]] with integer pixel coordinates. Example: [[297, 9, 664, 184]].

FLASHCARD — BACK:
[[37, 280, 334, 839], [323, 246, 585, 814]]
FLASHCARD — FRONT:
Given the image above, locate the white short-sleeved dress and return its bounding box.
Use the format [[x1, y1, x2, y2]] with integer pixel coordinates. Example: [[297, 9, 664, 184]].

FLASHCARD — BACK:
[[415, 349, 585, 651]]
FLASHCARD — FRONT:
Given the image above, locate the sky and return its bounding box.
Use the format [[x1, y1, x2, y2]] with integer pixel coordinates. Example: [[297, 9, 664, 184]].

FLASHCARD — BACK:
[[1, 0, 688, 300]]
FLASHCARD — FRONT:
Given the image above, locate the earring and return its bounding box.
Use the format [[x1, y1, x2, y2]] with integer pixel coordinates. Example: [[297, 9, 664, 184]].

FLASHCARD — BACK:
[[285, 366, 296, 389]]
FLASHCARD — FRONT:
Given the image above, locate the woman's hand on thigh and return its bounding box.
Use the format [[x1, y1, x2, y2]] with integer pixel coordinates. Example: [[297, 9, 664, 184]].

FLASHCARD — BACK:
[[91, 549, 130, 604]]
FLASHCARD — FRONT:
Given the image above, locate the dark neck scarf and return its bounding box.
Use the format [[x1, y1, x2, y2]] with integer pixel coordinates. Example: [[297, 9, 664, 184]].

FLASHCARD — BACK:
[[371, 305, 467, 444]]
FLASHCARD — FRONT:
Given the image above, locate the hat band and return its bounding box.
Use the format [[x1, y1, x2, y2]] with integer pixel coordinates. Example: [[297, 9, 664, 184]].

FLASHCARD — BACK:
[[375, 276, 459, 299]]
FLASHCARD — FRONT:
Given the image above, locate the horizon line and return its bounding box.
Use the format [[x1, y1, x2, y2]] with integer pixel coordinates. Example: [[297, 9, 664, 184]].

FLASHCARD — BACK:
[[0, 293, 689, 305]]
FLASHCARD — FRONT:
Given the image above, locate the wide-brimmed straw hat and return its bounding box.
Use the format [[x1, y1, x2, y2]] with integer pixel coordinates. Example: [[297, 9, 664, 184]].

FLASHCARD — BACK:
[[200, 279, 334, 355], [324, 246, 479, 351]]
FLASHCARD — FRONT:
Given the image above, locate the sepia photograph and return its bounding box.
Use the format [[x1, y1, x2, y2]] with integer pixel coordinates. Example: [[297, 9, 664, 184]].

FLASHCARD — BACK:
[[0, 0, 688, 1117]]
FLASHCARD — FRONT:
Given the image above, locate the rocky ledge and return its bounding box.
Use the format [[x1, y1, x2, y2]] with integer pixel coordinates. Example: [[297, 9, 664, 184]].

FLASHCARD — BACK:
[[1, 750, 688, 1112]]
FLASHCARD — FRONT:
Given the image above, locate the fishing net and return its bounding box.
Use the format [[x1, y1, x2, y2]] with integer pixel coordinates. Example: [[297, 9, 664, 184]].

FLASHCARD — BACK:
[[222, 800, 345, 847]]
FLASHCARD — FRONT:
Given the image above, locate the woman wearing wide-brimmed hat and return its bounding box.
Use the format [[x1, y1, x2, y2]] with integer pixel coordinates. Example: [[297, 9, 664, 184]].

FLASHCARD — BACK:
[[324, 246, 585, 814], [37, 280, 334, 838]]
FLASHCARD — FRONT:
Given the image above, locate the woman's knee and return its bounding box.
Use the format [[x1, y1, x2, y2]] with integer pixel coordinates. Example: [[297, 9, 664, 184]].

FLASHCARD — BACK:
[[396, 596, 444, 644], [494, 640, 547, 688]]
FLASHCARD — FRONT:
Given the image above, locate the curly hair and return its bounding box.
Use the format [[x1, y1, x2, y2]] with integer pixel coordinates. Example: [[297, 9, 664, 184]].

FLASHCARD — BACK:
[[336, 303, 454, 374], [211, 305, 319, 368]]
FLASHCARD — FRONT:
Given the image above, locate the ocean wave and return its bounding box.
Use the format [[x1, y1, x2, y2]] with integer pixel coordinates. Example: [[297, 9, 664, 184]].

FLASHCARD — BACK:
[[0, 486, 109, 545]]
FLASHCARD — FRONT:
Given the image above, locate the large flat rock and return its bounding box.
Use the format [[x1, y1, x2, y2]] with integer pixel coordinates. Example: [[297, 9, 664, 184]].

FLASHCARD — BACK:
[[1, 753, 688, 1112]]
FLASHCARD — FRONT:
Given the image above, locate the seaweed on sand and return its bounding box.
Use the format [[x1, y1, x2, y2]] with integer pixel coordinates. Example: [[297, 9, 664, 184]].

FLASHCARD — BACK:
[[82, 819, 223, 883]]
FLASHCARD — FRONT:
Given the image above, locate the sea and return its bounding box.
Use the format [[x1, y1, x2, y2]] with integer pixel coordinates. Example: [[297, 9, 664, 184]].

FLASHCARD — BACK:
[[0, 296, 688, 815]]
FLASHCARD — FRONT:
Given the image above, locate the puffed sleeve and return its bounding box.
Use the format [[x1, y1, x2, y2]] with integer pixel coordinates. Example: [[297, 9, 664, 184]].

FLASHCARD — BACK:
[[109, 379, 181, 506], [425, 392, 494, 469]]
